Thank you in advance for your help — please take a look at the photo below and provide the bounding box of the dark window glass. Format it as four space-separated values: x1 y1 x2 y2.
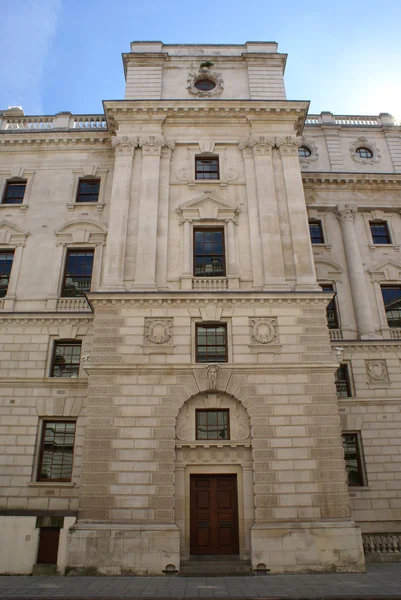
381 286 401 328
335 364 352 398
196 410 229 440
38 421 76 481
76 179 100 203
0 252 14 298
62 250 94 297
299 146 311 158
342 433 364 486
194 229 225 277
196 324 227 363
370 221 391 244
320 284 339 329
309 220 325 244
2 181 26 204
356 147 373 159
195 157 219 180
51 341 81 378
195 79 216 91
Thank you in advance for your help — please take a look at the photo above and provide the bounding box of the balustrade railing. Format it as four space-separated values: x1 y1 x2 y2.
57 298 91 311
306 113 393 127
1 112 107 131
73 116 107 129
390 329 401 339
363 533 401 558
329 329 343 340
192 278 228 291
4 116 53 130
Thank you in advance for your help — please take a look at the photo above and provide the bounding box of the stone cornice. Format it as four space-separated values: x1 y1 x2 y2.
0 314 93 323
331 341 401 351
0 132 111 152
0 378 88 388
103 100 309 135
302 172 401 187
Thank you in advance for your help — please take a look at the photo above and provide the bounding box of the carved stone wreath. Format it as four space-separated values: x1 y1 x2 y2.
366 359 388 382
298 137 319 164
187 67 224 97
250 318 278 345
144 318 173 346
350 137 381 164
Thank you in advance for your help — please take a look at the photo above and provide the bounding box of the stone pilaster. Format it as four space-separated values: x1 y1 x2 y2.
335 204 379 339
101 136 137 291
277 136 320 291
156 145 174 289
133 136 175 290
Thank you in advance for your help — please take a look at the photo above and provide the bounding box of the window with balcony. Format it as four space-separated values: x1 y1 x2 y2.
195 156 219 180
76 179 100 203
309 220 325 244
381 286 401 328
335 364 352 398
196 409 229 440
370 221 391 244
61 250 94 297
194 229 225 277
320 284 340 329
38 421 76 481
2 180 27 204
342 432 365 486
196 324 227 363
51 341 82 378
0 251 14 298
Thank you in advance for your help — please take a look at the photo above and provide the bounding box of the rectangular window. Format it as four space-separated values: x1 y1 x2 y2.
320 284 339 329
51 341 82 378
342 433 365 486
370 221 391 244
196 409 229 440
381 286 401 328
76 179 100 203
335 364 352 398
61 250 94 297
194 229 225 277
2 181 26 204
195 157 219 180
196 324 227 363
38 421 76 481
0 251 14 298
309 220 325 244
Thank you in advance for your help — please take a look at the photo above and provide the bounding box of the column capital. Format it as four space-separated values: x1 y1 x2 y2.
239 136 275 157
139 136 175 156
111 135 138 155
275 135 302 156
335 204 357 224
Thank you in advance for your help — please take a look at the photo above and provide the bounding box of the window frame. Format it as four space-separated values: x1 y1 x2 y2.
61 248 94 298
0 250 15 299
50 340 82 378
299 146 312 158
369 220 391 245
320 283 340 330
335 363 353 398
309 219 325 244
342 432 366 487
195 323 228 363
193 227 226 278
195 409 230 440
356 147 373 159
381 285 401 329
195 156 220 180
37 419 77 482
75 178 101 203
1 180 27 205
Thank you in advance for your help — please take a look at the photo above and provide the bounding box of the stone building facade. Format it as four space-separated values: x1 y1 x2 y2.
0 40 400 575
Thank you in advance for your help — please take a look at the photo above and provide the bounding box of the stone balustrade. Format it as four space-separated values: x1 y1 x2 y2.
363 533 401 560
0 111 107 131
57 298 91 311
192 278 228 291
390 329 401 339
305 112 396 127
329 328 343 340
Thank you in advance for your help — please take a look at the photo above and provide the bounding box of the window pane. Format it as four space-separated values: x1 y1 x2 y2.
76 179 100 202
51 342 82 378
39 421 76 481
193 229 225 278
2 181 26 204
309 221 324 244
381 287 401 328
62 251 94 297
0 252 14 298
370 222 390 244
196 410 229 440
335 364 351 398
342 433 364 486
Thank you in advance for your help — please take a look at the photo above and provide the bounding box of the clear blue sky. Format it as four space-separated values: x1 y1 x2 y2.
1 0 401 119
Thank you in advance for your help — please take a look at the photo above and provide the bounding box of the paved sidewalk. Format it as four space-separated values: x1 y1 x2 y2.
1 564 401 598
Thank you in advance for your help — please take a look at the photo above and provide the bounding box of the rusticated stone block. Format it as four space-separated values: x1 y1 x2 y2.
300 335 329 343
254 471 277 482
90 356 123 364
155 510 174 521
305 405 337 415
157 486 174 495
312 493 350 506
307 426 339 436
80 496 115 508
311 395 337 403
316 437 342 447
254 484 273 494
83 449 119 461
255 495 278 508
81 472 118 484
153 428 175 439
87 406 120 417
95 308 121 315
321 505 351 518
87 397 115 406
310 447 344 459
318 460 346 470
226 374 246 397
152 450 175 461
92 346 118 354
85 427 119 439
84 440 112 449
80 486 109 495
255 508 273 520
309 373 335 383
156 463 175 472
312 470 346 482
302 308 327 315
152 472 174 484
237 385 257 402
93 336 124 344
311 416 340 425
90 376 116 383
305 326 329 333
177 374 199 397
94 318 125 326
81 462 110 471
298 317 328 325
248 406 273 416
252 439 271 450
157 440 175 449
305 385 336 394
252 426 274 438
318 482 348 493
307 346 330 352
253 449 275 460
95 328 119 335
86 418 114 426
153 406 177 417
88 385 121 395
150 495 174 509
254 463 276 473
302 354 332 362
79 509 110 520
159 418 176 426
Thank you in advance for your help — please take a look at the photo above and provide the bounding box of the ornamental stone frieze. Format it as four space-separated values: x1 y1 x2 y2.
144 318 173 346
138 136 175 156
111 135 138 155
335 204 357 223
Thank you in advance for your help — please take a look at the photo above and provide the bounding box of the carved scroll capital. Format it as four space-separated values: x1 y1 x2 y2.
111 135 138 155
335 204 357 224
139 136 175 156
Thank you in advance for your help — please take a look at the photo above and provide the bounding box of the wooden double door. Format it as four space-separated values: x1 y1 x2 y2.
190 474 239 555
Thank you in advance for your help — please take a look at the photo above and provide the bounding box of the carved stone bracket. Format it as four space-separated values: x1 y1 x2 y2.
335 204 357 224
111 136 138 155
144 318 173 346
139 136 175 156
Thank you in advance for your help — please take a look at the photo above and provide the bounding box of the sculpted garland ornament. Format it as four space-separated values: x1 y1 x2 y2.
187 67 224 97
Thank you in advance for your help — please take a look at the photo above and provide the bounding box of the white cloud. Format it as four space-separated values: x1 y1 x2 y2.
0 0 61 114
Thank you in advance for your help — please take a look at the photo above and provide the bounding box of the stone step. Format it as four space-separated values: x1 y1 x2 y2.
180 559 253 576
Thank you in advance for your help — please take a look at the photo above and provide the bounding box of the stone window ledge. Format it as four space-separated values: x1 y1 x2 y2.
27 482 75 488
0 203 28 213
67 202 104 212
369 244 400 252
312 243 332 252
176 441 252 449
348 486 371 493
